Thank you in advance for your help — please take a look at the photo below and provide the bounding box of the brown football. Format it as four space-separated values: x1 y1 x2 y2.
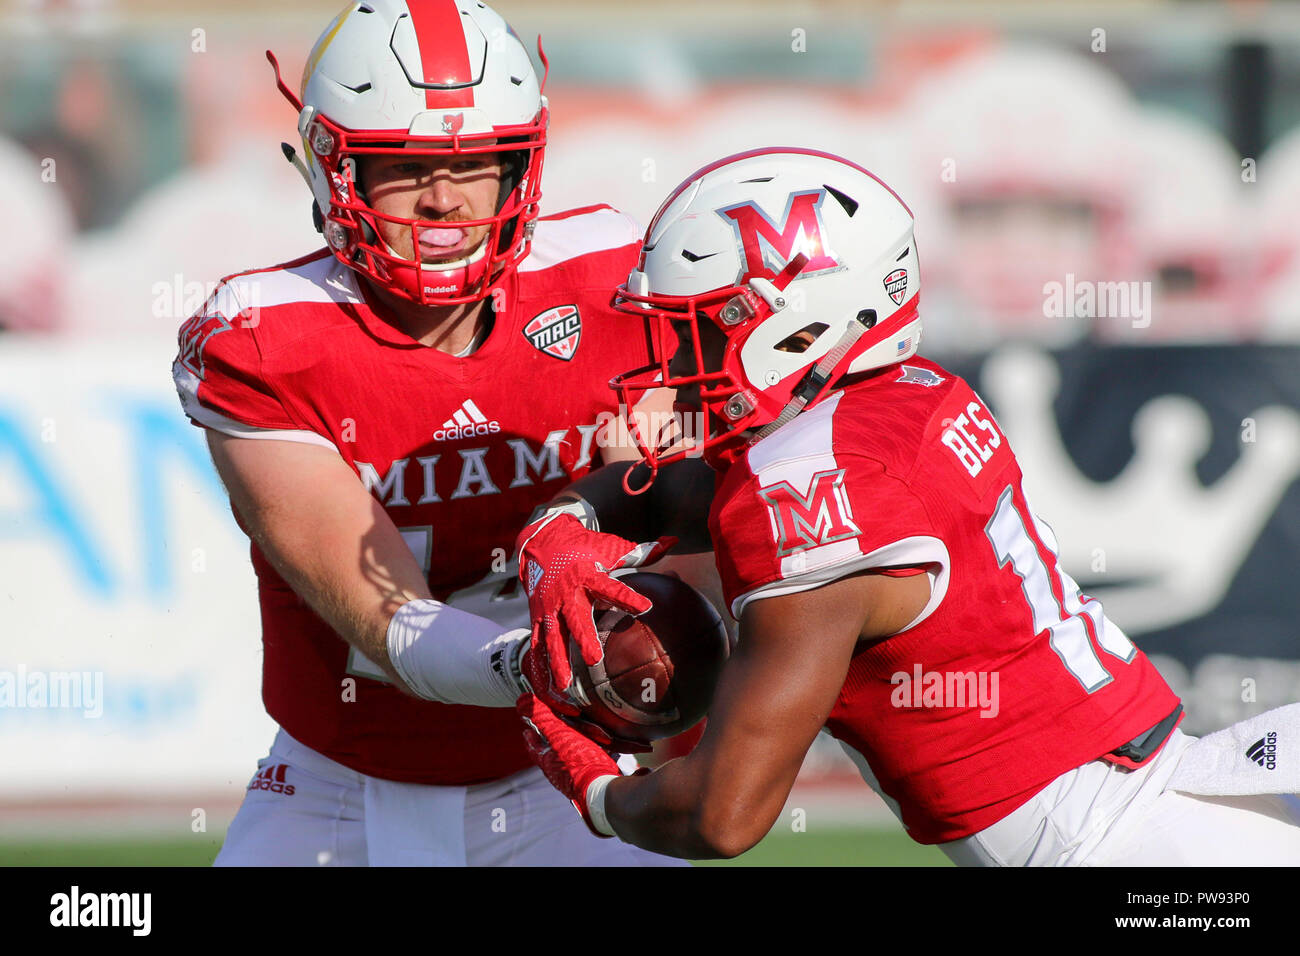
574 571 730 745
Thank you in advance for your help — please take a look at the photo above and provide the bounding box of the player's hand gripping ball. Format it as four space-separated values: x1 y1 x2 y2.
516 512 675 715
572 571 730 746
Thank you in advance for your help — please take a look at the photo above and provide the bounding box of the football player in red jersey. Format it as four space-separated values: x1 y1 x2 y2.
172 0 706 866
518 147 1300 864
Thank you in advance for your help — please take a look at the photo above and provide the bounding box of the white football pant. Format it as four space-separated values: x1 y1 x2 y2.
215 728 684 867
942 729 1300 865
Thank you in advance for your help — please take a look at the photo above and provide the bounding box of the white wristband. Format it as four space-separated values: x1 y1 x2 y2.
385 599 530 707
585 774 619 837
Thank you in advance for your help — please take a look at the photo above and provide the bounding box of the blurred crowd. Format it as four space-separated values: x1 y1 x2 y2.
2 13 1300 351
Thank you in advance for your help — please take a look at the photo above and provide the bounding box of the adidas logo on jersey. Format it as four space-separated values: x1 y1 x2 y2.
434 399 501 442
248 763 296 795
1245 732 1277 770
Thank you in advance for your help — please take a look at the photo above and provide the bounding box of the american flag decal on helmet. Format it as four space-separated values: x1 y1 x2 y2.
884 268 908 306
523 305 582 361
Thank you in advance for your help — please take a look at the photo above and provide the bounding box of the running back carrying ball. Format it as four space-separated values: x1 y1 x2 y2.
573 572 729 745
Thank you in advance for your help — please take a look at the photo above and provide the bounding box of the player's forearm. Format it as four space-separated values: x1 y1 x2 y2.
603 756 769 859
238 489 429 691
539 458 715 553
207 432 526 706
604 611 845 858
246 506 529 707
647 458 716 552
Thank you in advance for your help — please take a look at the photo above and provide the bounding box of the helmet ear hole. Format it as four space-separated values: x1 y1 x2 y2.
774 322 829 353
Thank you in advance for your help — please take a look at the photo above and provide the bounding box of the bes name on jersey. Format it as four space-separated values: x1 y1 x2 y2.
940 398 1003 477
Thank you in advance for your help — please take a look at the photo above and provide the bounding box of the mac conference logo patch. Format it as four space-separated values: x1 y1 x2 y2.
523 305 582 361
884 268 908 306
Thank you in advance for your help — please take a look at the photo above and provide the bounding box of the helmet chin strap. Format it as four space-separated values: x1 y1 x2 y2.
281 142 313 190
749 307 877 444
279 143 325 233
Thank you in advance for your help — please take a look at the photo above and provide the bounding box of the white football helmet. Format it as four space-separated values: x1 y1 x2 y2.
0 136 72 332
268 0 547 306
612 147 921 474
903 45 1139 341
1121 108 1251 341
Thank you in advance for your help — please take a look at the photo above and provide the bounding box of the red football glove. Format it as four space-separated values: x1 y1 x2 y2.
516 646 654 754
516 512 674 715
517 693 622 838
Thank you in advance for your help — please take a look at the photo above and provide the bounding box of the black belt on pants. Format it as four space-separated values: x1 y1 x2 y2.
1110 703 1184 763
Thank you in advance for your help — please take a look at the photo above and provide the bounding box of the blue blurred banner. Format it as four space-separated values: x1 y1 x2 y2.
952 344 1300 733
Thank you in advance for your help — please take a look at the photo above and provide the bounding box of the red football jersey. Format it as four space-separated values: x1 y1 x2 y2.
173 205 652 785
709 356 1180 844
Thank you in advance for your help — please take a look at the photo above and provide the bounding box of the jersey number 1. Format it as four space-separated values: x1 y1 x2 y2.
985 486 1135 693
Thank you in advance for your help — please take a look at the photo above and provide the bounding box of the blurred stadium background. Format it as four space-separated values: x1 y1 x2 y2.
2 0 1299 866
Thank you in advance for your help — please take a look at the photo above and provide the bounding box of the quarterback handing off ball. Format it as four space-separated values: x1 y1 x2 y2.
573 572 730 745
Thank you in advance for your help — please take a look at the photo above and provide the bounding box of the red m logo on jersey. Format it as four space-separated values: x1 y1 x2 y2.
718 190 841 285
177 310 233 379
758 468 861 556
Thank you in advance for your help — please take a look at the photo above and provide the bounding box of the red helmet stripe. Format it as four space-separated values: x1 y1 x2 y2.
407 0 475 109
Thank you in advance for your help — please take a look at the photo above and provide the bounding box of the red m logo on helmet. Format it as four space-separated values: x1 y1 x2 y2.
718 190 841 285
758 468 861 556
